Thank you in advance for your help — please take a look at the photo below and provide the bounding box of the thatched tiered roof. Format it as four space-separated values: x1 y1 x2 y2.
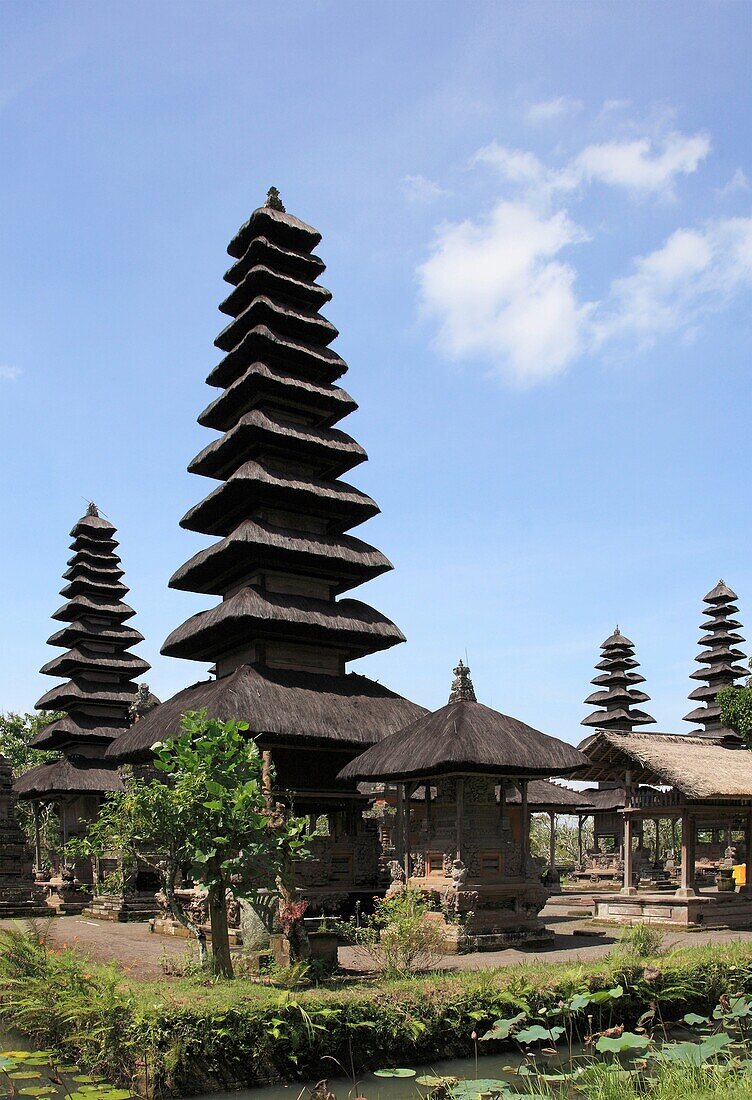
18 506 147 799
581 628 655 732
575 729 752 801
684 580 748 738
108 192 419 769
157 189 404 671
338 663 586 782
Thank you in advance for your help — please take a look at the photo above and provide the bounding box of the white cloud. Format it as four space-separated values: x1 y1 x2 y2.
525 96 583 124
476 130 711 202
595 217 752 347
716 168 750 199
573 131 711 197
0 365 20 381
418 200 593 385
599 99 631 116
402 174 449 204
473 143 545 187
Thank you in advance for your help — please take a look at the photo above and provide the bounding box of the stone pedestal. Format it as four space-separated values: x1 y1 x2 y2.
593 889 752 928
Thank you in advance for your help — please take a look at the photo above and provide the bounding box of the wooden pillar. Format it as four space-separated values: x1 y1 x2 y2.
261 750 273 811
577 815 583 865
395 783 405 862
32 802 42 875
455 777 465 862
653 818 660 863
621 813 636 894
677 810 696 897
499 779 506 826
520 780 529 874
548 811 556 872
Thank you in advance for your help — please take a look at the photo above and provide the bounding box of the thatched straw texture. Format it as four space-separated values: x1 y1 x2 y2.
215 294 338 352
107 664 428 762
228 203 321 259
14 757 124 799
338 700 587 782
169 518 391 595
198 362 356 433
188 408 366 481
219 263 331 316
207 324 347 389
161 586 405 661
578 730 752 799
181 459 378 536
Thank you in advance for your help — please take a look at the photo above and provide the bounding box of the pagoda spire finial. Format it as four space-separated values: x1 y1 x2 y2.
86 501 99 517
265 186 285 212
449 659 477 703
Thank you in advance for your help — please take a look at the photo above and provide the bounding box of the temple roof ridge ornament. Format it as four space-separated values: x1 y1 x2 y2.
265 186 285 212
448 659 477 704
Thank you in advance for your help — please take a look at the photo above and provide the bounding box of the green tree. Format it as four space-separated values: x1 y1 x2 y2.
0 711 62 861
719 682 752 745
72 710 312 978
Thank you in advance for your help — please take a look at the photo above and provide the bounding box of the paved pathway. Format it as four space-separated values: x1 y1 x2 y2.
4 899 752 981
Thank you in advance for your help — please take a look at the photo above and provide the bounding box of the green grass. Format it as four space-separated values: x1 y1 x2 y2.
5 924 752 1096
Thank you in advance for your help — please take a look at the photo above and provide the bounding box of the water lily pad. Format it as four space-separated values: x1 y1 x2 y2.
657 1032 732 1065
373 1068 417 1078
596 1031 651 1054
448 1079 509 1099
515 1024 564 1045
481 1012 527 1042
9 1072 43 1080
683 1013 709 1027
19 1089 57 1097
416 1075 460 1087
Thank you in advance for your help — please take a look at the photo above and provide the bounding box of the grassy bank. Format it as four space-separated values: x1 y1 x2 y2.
4 925 752 1095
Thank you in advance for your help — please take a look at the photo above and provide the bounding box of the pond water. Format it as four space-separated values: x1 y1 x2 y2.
191 1051 550 1100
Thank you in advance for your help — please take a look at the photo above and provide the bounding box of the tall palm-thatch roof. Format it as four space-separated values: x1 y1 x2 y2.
338 662 587 783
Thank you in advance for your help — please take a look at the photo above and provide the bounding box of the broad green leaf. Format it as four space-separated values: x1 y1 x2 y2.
416 1075 460 1087
516 1024 564 1045
683 1012 709 1026
596 1031 651 1054
373 1068 417 1078
568 993 591 1012
448 1079 510 1100
481 1012 527 1041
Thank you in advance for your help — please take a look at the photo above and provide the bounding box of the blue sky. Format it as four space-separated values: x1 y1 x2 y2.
1 1 751 747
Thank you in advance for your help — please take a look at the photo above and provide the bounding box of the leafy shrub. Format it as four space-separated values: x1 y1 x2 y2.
341 887 446 975
612 922 666 959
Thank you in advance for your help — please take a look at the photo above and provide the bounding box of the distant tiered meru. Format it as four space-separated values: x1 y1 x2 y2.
684 580 749 739
581 627 656 733
15 504 147 802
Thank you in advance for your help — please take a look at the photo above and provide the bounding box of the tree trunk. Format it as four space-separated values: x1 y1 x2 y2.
164 875 208 967
208 878 234 978
277 866 311 965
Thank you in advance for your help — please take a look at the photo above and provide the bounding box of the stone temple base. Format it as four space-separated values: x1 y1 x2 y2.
594 889 752 928
82 891 160 922
419 879 554 953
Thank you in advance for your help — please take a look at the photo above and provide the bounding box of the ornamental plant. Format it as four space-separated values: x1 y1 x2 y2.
70 710 312 978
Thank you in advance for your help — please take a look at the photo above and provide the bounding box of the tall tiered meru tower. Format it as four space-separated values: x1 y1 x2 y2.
582 628 656 734
109 191 424 906
684 581 748 740
15 506 149 891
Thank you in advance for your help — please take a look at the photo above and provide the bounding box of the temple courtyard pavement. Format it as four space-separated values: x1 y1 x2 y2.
4 894 752 981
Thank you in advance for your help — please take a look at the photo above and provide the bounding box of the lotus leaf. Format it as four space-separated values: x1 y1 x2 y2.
515 1025 564 1045
373 1068 417 1078
416 1075 460 1087
448 1078 509 1099
568 993 591 1012
657 1032 732 1065
481 1012 527 1041
589 985 624 1004
683 1012 710 1026
596 1031 651 1054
